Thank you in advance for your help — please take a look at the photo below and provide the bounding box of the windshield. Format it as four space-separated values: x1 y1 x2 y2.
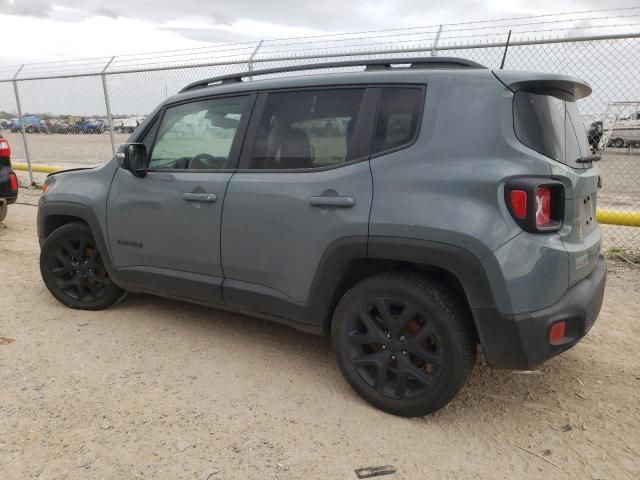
513 90 591 169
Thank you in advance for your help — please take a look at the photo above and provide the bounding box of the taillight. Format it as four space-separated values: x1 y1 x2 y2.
509 190 527 219
535 187 551 227
9 172 18 192
505 179 564 233
0 139 9 157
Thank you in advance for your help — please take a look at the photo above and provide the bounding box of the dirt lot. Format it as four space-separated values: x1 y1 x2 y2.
1 190 639 480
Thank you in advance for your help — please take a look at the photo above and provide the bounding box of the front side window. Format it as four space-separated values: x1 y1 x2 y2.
149 95 249 170
372 87 424 155
249 89 366 170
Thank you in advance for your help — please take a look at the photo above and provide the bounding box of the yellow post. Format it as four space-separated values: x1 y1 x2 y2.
596 209 640 227
11 162 63 174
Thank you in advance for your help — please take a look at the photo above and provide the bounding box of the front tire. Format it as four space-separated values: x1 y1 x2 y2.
332 272 476 417
40 223 124 310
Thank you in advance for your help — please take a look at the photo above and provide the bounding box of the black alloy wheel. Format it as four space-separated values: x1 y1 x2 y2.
346 297 444 400
333 272 475 416
40 223 124 310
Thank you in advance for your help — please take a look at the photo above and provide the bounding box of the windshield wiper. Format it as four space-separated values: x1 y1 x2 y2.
576 154 601 164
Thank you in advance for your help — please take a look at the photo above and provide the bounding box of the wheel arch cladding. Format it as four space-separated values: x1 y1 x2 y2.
38 202 123 287
318 236 498 339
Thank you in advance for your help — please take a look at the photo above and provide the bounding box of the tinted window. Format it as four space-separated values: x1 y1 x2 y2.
149 95 249 170
373 87 424 155
513 91 589 168
249 89 365 169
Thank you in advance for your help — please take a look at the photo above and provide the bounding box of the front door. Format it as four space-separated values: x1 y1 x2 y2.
107 94 254 303
221 87 377 321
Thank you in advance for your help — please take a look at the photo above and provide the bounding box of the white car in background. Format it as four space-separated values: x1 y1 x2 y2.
607 111 640 148
113 116 146 134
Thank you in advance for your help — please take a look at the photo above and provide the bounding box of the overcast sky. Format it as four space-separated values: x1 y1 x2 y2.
0 0 638 67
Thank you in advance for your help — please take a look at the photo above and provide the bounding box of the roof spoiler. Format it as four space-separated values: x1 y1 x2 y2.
493 71 592 100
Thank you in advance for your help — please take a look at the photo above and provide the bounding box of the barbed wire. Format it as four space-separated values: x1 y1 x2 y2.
0 7 638 80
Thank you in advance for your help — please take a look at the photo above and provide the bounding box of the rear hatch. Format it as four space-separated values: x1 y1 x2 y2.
495 71 601 286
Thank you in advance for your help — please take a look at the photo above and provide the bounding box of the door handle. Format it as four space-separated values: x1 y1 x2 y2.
182 192 217 203
309 196 356 208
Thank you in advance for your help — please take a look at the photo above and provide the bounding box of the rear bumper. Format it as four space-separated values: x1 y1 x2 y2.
473 254 607 369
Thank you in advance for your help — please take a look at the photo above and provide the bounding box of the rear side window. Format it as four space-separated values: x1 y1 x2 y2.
513 91 590 168
372 87 424 155
249 88 366 170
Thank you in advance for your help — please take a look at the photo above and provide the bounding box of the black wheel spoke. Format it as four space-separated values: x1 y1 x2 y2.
355 308 385 342
374 354 391 391
397 355 435 387
76 279 87 301
52 265 73 277
352 351 385 368
410 348 442 366
412 322 435 344
373 300 394 331
62 239 75 255
54 250 69 266
52 250 74 276
89 274 110 286
394 368 408 398
60 277 77 290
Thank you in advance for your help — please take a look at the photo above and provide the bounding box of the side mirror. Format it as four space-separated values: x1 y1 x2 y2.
117 143 148 177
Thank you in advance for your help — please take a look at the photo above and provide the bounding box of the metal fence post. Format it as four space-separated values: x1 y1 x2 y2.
101 56 116 156
431 25 443 56
248 40 264 81
12 65 34 185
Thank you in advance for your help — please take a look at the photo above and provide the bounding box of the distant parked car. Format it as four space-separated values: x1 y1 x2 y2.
11 115 44 133
71 119 106 134
606 112 640 148
113 117 145 134
0 133 18 222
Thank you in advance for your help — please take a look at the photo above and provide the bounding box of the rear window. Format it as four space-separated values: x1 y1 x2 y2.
513 91 590 168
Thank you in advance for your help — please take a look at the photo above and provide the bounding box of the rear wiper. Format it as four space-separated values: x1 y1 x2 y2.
576 154 601 164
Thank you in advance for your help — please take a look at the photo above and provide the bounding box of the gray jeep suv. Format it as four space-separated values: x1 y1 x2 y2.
37 58 606 416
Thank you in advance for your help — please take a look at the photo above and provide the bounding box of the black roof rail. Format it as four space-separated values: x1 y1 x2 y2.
179 57 486 93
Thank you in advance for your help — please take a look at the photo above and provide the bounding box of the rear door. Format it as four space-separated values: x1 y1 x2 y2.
106 94 254 303
220 87 377 318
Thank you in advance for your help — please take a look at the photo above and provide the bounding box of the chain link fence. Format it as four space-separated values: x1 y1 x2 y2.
1 10 639 254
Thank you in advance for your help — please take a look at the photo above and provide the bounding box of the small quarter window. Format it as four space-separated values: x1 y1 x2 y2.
372 87 424 155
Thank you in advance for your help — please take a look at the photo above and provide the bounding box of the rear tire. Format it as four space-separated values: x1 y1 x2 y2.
613 138 625 148
40 222 123 310
332 272 476 417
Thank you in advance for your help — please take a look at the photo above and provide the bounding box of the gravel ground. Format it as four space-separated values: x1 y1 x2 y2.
1 190 639 480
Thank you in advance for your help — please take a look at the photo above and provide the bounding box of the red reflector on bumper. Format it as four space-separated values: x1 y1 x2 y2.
549 321 566 344
10 173 18 191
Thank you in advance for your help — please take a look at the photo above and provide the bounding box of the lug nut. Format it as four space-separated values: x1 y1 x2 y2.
391 354 396 360
385 333 392 339
399 336 405 342
402 350 408 356
381 345 387 350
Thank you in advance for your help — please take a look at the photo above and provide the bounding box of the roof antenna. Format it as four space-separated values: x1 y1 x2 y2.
500 30 512 70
